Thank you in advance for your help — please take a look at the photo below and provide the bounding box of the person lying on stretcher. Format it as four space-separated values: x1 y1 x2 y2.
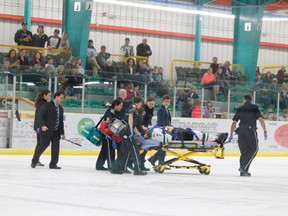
139 126 228 150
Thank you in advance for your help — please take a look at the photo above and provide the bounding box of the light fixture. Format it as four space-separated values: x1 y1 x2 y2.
93 0 235 18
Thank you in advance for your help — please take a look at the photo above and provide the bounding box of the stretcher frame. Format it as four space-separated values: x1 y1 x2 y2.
152 141 225 175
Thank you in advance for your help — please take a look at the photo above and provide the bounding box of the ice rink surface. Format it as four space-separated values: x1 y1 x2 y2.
0 155 287 216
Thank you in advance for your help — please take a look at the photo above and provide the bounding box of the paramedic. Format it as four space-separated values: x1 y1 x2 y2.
110 97 147 175
96 98 123 171
228 95 267 177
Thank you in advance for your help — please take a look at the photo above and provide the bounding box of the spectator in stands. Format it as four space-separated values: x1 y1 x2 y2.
276 66 286 84
29 51 45 68
64 56 76 70
256 66 261 76
133 83 141 97
17 49 30 68
254 73 264 89
67 65 81 96
60 32 70 50
56 65 68 90
221 61 237 82
120 38 134 57
191 99 202 118
185 86 199 102
203 100 214 118
215 67 229 96
14 21 33 46
279 110 288 121
7 49 20 69
32 25 48 48
280 82 288 110
45 56 55 70
76 57 85 75
267 78 281 108
101 59 116 79
124 58 136 75
200 67 219 101
176 89 186 112
181 98 194 117
97 45 111 70
136 38 152 59
263 71 273 86
47 29 61 54
86 39 101 75
125 82 135 100
263 105 277 121
210 57 219 74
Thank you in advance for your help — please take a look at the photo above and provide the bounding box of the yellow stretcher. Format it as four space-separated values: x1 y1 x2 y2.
151 138 227 175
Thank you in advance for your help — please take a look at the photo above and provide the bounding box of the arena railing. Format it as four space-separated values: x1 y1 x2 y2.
260 64 288 75
170 58 244 84
0 66 286 121
0 43 72 58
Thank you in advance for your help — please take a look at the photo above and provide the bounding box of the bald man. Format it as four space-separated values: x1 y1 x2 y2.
136 38 152 58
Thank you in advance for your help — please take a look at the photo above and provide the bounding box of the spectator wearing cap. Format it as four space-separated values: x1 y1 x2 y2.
67 65 81 96
120 38 134 57
14 21 33 46
86 39 101 75
64 56 75 70
32 25 48 48
47 29 61 55
97 45 111 70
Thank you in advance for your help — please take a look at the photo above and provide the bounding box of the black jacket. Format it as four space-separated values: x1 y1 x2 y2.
136 43 152 57
33 33 48 47
14 29 33 46
38 101 64 137
157 104 171 126
33 99 46 131
142 104 154 127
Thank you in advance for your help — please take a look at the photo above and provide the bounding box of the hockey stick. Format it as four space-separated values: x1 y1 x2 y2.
65 139 82 147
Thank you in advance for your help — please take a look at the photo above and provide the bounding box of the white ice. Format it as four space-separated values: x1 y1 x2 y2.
0 155 288 216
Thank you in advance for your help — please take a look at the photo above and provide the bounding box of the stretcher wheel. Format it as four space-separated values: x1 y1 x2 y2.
154 165 165 174
199 167 210 175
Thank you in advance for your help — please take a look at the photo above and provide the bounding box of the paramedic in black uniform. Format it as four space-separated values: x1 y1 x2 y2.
228 95 267 177
96 98 124 171
110 97 147 175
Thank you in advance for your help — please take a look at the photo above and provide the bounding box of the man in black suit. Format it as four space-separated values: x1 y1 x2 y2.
31 90 65 169
148 94 171 166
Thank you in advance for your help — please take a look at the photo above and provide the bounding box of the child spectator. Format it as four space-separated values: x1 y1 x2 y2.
203 100 214 118
45 56 55 70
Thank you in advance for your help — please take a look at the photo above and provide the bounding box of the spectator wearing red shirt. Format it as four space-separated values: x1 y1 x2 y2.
191 99 202 118
200 67 219 100
125 82 134 100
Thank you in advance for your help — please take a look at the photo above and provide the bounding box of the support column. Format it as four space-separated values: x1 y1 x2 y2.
232 0 275 82
24 0 32 31
194 14 202 62
62 0 93 68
